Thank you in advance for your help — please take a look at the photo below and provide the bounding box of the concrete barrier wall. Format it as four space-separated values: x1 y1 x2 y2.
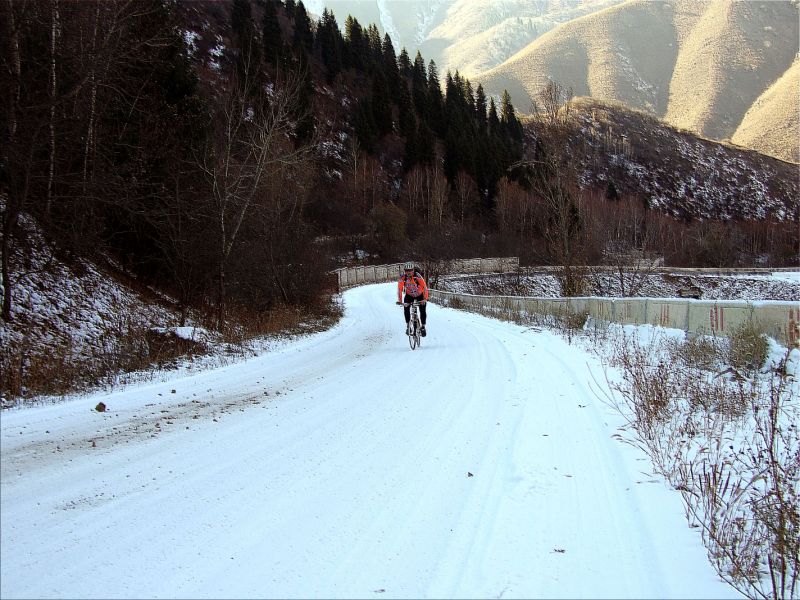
334 259 799 346
429 289 800 347
334 257 519 290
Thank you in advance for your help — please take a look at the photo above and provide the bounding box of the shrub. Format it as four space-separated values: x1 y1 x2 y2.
670 334 723 372
727 322 768 374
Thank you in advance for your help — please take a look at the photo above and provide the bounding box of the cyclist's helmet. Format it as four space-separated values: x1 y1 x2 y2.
403 261 414 271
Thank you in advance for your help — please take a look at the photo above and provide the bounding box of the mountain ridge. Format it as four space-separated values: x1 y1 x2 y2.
476 0 799 162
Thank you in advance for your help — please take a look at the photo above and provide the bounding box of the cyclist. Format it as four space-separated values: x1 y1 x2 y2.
396 261 428 336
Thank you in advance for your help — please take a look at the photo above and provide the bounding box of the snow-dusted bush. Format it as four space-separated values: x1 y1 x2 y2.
727 321 769 376
600 329 799 600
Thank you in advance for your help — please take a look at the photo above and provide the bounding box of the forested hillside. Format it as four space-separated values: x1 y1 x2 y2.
1 0 525 328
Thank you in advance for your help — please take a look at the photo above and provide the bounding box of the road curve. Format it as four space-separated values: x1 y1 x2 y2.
1 283 734 599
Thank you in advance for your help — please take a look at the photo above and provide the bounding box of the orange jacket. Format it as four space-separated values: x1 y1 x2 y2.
398 273 429 301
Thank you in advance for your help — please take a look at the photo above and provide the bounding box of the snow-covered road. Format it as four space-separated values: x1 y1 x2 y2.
1 284 735 599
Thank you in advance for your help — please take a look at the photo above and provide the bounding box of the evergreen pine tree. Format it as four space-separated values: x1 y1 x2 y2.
285 0 296 17
411 51 428 119
231 0 262 95
382 34 400 98
398 48 412 79
294 54 316 141
465 79 476 118
427 60 444 135
316 8 342 82
365 24 382 72
355 96 378 151
398 81 416 140
488 97 500 133
403 126 419 171
444 129 460 183
475 84 488 130
416 121 436 166
231 0 252 39
293 1 314 54
371 69 392 136
500 89 523 142
261 0 283 65
344 15 366 71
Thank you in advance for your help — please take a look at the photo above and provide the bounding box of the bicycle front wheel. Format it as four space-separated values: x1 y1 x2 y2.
408 328 417 350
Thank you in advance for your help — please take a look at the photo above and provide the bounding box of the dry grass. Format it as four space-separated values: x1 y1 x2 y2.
218 299 343 346
1 297 343 407
437 294 588 342
0 316 206 403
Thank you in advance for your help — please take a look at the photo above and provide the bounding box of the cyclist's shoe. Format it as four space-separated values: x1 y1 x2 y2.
421 326 427 337
405 323 411 335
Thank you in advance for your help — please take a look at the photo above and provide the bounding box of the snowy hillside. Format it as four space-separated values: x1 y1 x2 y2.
556 98 799 222
0 205 331 406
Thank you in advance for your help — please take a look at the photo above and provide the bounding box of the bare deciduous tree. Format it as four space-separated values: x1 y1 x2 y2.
495 177 531 235
584 194 663 297
196 65 316 325
454 171 478 226
531 80 574 128
347 141 387 216
402 163 449 226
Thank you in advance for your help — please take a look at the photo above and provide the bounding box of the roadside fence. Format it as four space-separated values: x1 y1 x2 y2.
334 259 800 346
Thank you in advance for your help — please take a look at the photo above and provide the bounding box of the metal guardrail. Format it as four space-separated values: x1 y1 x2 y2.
334 259 800 346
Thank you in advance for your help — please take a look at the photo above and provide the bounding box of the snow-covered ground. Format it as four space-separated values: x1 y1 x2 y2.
1 283 737 599
440 270 800 301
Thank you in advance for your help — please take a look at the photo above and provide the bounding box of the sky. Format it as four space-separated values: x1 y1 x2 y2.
0 282 745 599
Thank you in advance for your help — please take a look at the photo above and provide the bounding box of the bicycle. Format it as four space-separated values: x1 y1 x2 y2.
400 300 424 350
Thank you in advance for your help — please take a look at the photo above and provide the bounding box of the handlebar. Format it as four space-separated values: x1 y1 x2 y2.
397 300 426 306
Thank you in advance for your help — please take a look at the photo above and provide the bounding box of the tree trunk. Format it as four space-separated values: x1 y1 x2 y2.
82 3 100 198
269 236 290 304
2 0 21 162
217 260 225 328
217 205 227 328
1 213 16 322
1 0 21 322
46 0 59 217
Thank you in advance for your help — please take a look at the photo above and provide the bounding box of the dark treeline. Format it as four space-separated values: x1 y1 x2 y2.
2 0 795 330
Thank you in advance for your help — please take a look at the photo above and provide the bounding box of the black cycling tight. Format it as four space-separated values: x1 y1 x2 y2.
403 294 427 325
